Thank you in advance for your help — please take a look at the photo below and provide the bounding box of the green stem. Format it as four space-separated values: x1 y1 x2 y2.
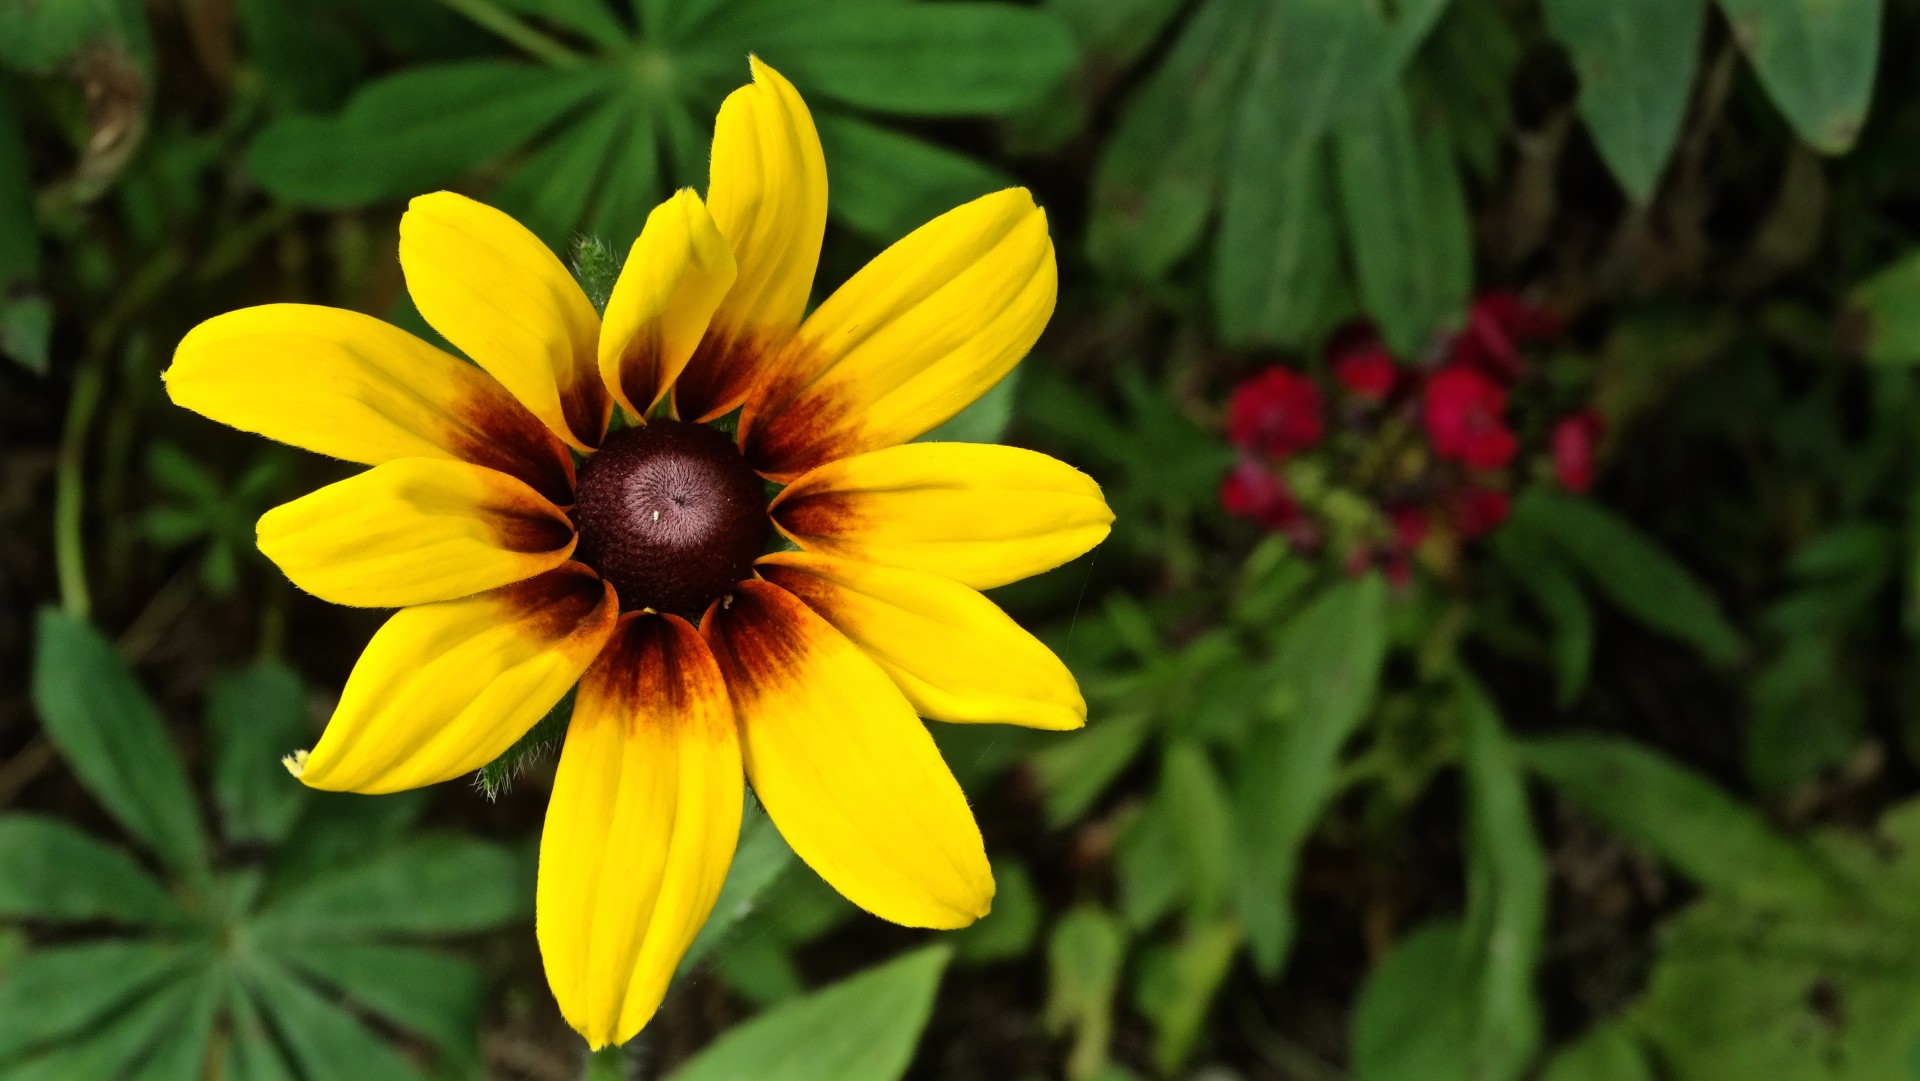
54 355 104 620
435 0 588 67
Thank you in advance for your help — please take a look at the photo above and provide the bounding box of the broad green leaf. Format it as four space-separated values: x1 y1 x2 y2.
953 860 1041 965
1351 923 1474 1081
1162 742 1235 921
1334 84 1472 356
1521 736 1843 911
1135 919 1241 1075
0 295 51 376
1087 0 1261 280
1714 0 1881 154
1848 250 1920 366
681 808 796 973
1117 794 1183 930
1543 0 1705 201
1237 574 1390 975
264 789 428 897
1212 1 1342 349
207 661 309 847
0 815 181 926
586 95 666 246
0 969 207 1081
491 0 632 48
1458 682 1546 1081
30 610 209 879
0 941 191 1062
1541 1025 1655 1081
668 946 950 1081
1511 490 1743 664
0 0 154 75
1045 907 1126 1081
1030 710 1152 828
280 944 483 1065
243 960 427 1081
748 4 1078 116
492 96 643 252
246 61 616 207
0 89 36 286
816 113 1009 243
257 834 529 940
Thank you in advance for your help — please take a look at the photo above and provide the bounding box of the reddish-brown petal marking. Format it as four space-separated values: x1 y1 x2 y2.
673 327 778 424
612 333 663 423
738 339 854 482
559 376 612 454
583 612 733 742
768 482 867 546
496 562 618 645
699 580 810 702
448 383 577 508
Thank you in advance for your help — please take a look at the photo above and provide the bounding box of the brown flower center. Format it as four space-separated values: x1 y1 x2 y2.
572 420 769 617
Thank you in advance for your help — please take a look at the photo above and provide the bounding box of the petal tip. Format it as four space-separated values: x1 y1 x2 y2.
282 748 309 779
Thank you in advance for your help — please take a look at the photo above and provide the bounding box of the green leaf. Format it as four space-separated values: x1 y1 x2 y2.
246 61 616 207
680 807 796 973
1136 919 1241 1075
1351 923 1475 1081
1543 0 1705 201
257 834 529 940
492 96 644 252
1087 0 1262 280
1213 133 1338 347
0 967 209 1081
1713 0 1881 154
1521 735 1843 911
1162 741 1235 921
668 946 951 1081
1511 490 1743 664
0 941 192 1063
243 960 428 1081
491 0 632 49
208 662 310 847
952 859 1041 965
1848 250 1920 366
749 3 1078 116
816 113 1009 243
265 789 428 897
1237 575 1390 975
0 815 181 926
1458 681 1546 1080
30 610 208 879
1541 1025 1655 1081
0 295 51 376
1045 907 1127 1081
1491 530 1595 708
221 987 301 1081
0 0 154 75
1334 83 1472 356
279 944 483 1065
1116 794 1183 930
1030 710 1153 828
123 964 222 1081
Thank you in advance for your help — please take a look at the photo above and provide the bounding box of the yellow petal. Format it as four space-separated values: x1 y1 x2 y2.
539 613 741 1050
400 191 609 451
770 442 1112 590
674 57 827 422
741 189 1056 480
290 565 616 795
757 552 1084 731
166 303 574 505
702 580 991 928
598 190 737 421
256 458 576 608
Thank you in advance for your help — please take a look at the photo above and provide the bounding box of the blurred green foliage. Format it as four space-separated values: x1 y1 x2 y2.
11 0 1920 1079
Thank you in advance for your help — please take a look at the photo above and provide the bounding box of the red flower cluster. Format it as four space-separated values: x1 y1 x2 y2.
1220 289 1598 582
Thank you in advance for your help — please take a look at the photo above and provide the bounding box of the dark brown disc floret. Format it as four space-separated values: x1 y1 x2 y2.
572 420 770 617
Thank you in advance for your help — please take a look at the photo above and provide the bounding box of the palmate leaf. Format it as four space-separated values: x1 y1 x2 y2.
242 959 428 1081
0 965 216 1081
255 833 530 941
281 943 485 1068
0 941 194 1064
0 815 183 926
208 661 310 847
30 610 209 881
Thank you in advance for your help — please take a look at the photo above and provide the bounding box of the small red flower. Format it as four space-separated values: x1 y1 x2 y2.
1445 486 1512 540
1228 367 1325 459
1453 291 1561 384
1220 458 1301 532
1551 410 1605 494
1389 505 1430 552
1423 364 1518 470
1333 345 1398 403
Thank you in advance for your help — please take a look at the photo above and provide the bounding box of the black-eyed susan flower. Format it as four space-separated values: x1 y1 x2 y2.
164 59 1111 1049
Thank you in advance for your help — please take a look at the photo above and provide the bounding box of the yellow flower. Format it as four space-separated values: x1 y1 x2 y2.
164 59 1111 1049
